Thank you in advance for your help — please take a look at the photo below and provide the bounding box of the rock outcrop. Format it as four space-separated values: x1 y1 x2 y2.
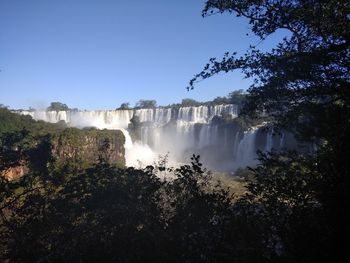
2 162 29 180
50 128 125 169
1 128 125 180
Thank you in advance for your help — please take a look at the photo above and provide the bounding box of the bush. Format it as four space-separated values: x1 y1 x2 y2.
47 102 69 111
117 102 130 110
135 100 157 109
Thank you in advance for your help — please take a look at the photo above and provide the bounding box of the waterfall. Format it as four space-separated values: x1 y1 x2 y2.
20 110 134 129
235 128 258 168
279 133 285 149
17 104 288 170
135 109 154 122
265 131 274 152
232 132 240 159
121 128 156 167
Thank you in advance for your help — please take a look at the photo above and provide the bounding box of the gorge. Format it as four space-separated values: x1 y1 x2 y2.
19 104 305 171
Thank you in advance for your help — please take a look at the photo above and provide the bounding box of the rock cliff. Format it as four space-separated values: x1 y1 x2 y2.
1 128 125 179
50 128 125 169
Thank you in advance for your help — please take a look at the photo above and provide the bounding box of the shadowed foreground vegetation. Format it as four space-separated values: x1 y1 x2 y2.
0 151 331 263
0 107 334 262
1 0 349 261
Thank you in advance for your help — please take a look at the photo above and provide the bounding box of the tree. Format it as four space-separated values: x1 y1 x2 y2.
228 89 246 106
135 100 157 109
212 96 229 105
47 102 69 111
236 151 328 262
190 0 349 140
0 153 239 263
189 0 350 260
180 98 200 107
117 102 130 110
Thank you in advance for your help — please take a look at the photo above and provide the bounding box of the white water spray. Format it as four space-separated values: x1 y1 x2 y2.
18 104 286 169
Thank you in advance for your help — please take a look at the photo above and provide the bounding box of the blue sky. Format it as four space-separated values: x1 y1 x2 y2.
0 0 287 110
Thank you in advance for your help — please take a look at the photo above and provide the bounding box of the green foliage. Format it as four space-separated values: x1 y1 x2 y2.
114 92 245 110
0 129 33 172
47 101 69 111
0 109 125 178
180 98 200 107
234 167 254 181
0 1 347 261
0 108 35 136
50 128 125 170
231 115 267 130
0 108 67 140
0 127 339 262
117 102 130 110
236 151 328 262
245 151 319 208
228 89 246 106
191 0 350 141
212 95 229 105
135 99 157 109
188 0 350 261
0 155 240 263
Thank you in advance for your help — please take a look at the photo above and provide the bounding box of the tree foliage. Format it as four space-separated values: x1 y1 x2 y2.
190 0 349 139
118 102 130 110
228 89 246 106
188 0 349 260
0 154 242 263
47 102 69 111
0 107 63 137
135 99 157 109
0 1 348 261
181 98 201 107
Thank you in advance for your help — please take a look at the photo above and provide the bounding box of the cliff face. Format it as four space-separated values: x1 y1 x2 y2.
2 162 29 180
1 128 125 179
50 128 125 169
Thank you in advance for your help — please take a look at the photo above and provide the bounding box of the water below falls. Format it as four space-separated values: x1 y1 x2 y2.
19 105 303 170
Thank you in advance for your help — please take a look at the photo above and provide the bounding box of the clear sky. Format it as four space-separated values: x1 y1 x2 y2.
0 0 286 110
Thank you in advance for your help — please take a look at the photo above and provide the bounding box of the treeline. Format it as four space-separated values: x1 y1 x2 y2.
35 91 245 112
117 90 246 110
5 90 245 112
0 107 66 138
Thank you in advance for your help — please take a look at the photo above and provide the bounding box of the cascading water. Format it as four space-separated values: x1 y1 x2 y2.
235 128 259 167
18 104 297 170
21 109 134 129
265 131 274 152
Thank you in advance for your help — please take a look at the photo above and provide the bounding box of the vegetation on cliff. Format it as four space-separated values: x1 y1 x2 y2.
51 128 125 170
0 108 125 179
0 146 330 262
0 107 63 137
0 104 327 262
0 0 348 262
46 102 78 112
